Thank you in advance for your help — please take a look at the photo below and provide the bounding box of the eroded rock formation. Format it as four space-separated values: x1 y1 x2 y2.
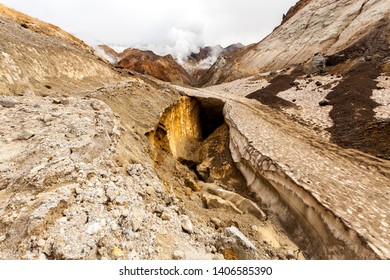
1 1 389 261
1 4 303 260
175 84 390 259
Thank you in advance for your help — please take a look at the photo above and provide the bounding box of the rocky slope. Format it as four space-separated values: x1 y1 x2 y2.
176 78 390 259
1 1 389 260
198 0 390 160
0 4 123 96
0 4 302 260
173 0 390 253
200 0 390 86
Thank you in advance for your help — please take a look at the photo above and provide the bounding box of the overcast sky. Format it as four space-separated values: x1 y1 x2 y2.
2 0 297 59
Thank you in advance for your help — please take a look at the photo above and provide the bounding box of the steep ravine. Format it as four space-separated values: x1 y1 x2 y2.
149 95 382 260
147 95 248 196
147 96 305 259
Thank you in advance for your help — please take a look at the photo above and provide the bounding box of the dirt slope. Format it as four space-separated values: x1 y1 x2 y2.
0 4 124 95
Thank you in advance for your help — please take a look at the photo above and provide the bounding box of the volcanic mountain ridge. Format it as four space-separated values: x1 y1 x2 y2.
96 43 245 86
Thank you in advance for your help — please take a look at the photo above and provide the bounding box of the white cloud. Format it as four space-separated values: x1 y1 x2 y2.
1 0 298 59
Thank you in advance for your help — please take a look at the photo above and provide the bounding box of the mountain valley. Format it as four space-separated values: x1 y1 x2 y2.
0 0 389 260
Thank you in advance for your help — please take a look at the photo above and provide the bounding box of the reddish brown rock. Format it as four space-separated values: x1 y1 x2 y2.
117 48 193 85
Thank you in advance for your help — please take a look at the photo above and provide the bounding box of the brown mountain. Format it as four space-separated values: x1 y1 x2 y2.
95 43 245 86
117 48 192 85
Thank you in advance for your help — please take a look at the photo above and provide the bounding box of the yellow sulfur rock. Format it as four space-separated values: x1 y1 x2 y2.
112 248 123 258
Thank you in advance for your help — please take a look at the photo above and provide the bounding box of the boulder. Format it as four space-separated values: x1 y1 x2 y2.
304 53 326 74
216 226 258 259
